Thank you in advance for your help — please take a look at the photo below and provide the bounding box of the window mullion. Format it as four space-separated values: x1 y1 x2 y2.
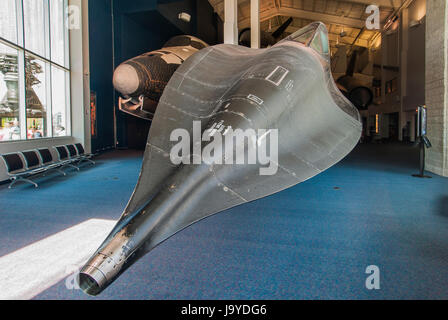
0 38 70 72
65 0 70 69
16 0 27 140
16 0 24 47
65 70 71 136
17 49 26 140
46 63 52 138
44 0 52 137
44 0 50 59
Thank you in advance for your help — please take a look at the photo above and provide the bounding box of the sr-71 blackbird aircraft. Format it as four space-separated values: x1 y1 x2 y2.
79 22 362 295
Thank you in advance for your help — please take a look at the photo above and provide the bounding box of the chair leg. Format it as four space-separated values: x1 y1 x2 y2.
81 158 96 165
77 158 95 166
9 177 38 189
22 178 38 188
48 167 67 176
55 168 67 176
8 178 18 189
66 164 80 171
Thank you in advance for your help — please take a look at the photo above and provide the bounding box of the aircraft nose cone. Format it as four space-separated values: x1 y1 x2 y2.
113 63 139 96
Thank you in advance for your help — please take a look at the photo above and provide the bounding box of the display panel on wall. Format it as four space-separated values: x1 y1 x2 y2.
90 91 97 138
0 0 70 142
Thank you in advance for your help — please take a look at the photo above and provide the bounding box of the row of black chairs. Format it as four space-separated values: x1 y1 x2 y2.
1 143 94 189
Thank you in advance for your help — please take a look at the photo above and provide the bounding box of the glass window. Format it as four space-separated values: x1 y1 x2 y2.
51 66 69 137
0 0 18 44
0 42 22 141
50 0 69 67
23 0 49 58
0 0 71 142
25 53 49 139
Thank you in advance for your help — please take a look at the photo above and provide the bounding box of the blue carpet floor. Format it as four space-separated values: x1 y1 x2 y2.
1 143 448 299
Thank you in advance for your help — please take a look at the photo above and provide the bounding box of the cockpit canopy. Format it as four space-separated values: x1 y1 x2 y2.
281 22 330 62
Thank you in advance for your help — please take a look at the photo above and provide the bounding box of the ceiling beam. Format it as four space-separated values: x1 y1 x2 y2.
278 7 367 28
239 7 277 28
328 34 370 48
239 7 367 29
337 0 404 8
284 26 371 47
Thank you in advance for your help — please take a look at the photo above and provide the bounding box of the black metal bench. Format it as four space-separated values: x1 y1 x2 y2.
74 143 95 165
37 148 67 177
1 144 95 189
54 143 96 170
1 152 40 188
65 144 94 166
54 145 80 171
22 150 47 175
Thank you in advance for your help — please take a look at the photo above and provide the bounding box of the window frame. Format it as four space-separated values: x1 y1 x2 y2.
0 0 71 143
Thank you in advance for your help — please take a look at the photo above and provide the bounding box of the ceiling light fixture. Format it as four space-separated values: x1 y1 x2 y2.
178 12 191 23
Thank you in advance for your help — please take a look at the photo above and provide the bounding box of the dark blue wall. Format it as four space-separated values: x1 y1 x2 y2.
88 0 221 150
113 0 157 14
158 0 196 35
113 0 184 149
88 0 115 152
158 0 219 44
196 0 221 45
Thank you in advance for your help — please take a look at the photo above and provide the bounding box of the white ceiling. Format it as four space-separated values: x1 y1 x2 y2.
208 0 406 50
